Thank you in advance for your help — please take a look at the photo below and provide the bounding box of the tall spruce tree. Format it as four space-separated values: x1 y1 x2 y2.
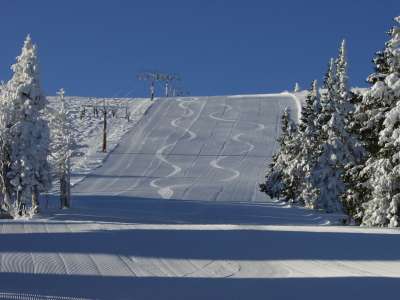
2 35 51 215
360 16 400 227
336 41 350 100
297 80 322 206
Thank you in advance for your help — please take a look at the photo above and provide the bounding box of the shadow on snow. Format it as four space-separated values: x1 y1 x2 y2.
0 273 399 300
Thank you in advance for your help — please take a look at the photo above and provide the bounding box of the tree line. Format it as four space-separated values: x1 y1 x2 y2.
260 16 400 227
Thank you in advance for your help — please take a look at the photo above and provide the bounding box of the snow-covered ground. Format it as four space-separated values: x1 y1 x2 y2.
46 96 153 188
0 94 399 300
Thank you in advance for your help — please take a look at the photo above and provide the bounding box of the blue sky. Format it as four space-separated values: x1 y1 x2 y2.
0 0 398 97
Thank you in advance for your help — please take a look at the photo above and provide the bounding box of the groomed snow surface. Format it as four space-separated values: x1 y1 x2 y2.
1 94 399 300
46 96 153 188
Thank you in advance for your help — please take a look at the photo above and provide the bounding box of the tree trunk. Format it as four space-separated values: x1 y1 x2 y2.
102 109 107 152
1 146 12 212
16 189 23 216
66 173 71 208
60 162 71 209
60 171 68 209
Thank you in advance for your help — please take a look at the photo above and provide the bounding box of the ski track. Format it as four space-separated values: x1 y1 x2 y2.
93 100 174 197
115 100 179 196
208 103 235 122
207 102 240 184
207 102 267 185
210 156 241 182
232 133 254 155
176 99 197 141
150 99 205 199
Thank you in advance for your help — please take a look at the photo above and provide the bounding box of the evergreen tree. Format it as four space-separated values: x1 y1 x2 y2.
301 62 342 212
302 45 363 213
297 80 322 206
260 107 298 200
280 121 302 203
336 40 349 100
49 88 75 209
361 16 400 227
350 18 400 156
1 35 51 215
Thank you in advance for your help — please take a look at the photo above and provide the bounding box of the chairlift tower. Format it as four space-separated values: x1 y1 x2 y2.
137 72 180 99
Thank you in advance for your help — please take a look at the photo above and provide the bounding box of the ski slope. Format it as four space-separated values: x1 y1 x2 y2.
73 94 299 202
1 94 400 300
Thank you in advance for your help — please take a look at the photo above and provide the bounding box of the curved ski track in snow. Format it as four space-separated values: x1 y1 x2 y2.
210 156 241 182
232 133 254 155
150 99 205 199
208 103 235 122
208 103 241 183
176 99 197 141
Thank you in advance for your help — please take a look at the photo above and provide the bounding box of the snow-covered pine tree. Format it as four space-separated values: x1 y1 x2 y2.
0 81 14 213
333 38 365 160
296 80 322 206
2 35 51 215
302 45 363 213
298 60 343 211
278 111 302 202
49 88 74 208
360 16 400 227
350 21 400 156
260 107 297 200
336 40 349 99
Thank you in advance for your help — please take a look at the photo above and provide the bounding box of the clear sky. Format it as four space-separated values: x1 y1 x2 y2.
0 0 398 97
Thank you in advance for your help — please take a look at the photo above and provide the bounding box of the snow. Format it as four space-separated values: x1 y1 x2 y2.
0 94 399 299
46 96 153 188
